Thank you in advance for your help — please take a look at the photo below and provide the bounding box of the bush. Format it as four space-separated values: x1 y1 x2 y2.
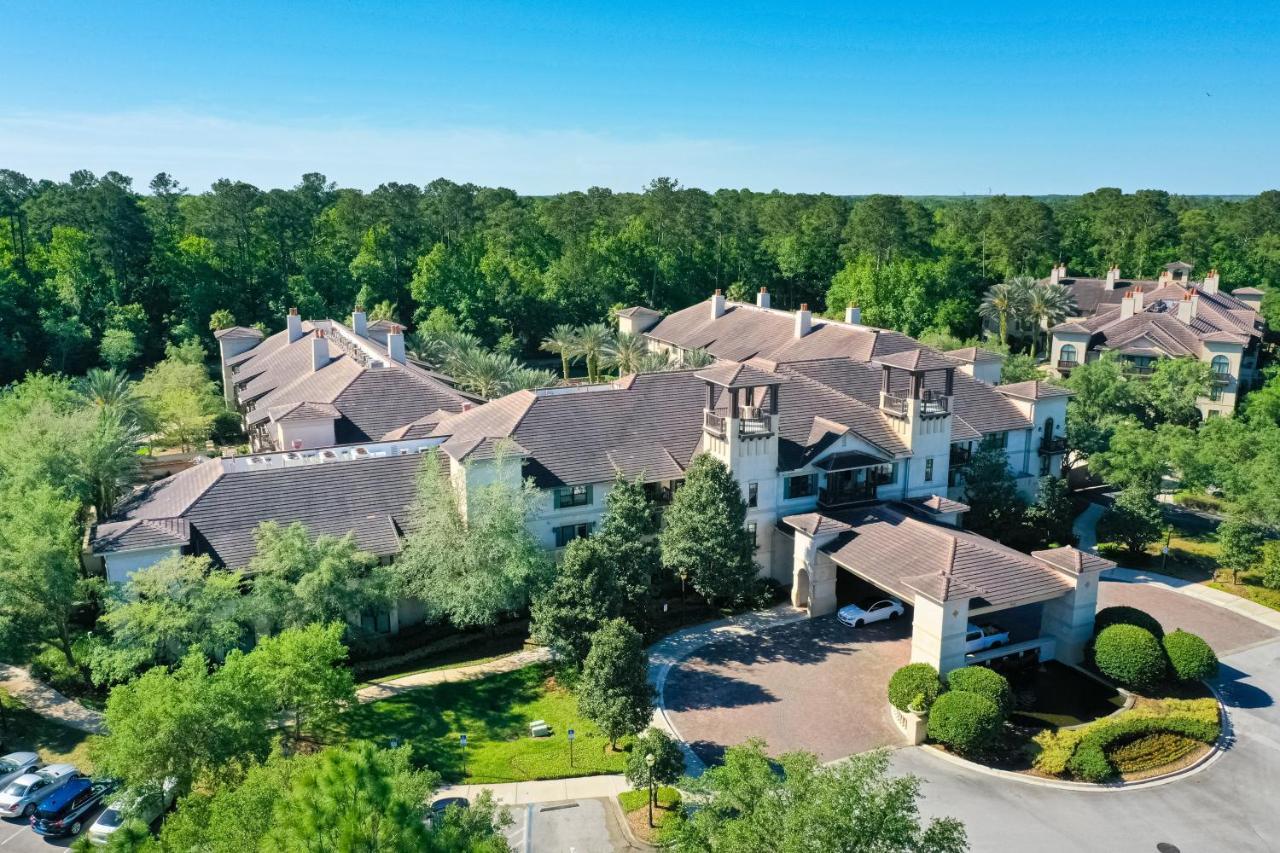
887 663 942 713
1162 630 1218 682
945 666 1012 719
1093 624 1167 692
1031 728 1085 776
927 691 1003 754
1093 606 1164 639
1066 741 1114 782
1109 733 1203 774
618 786 680 813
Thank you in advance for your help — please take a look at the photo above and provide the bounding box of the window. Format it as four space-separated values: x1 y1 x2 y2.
981 431 1008 450
360 609 392 634
1040 453 1051 476
923 457 934 482
1209 384 1223 402
1211 355 1230 377
747 481 759 508
746 521 758 548
784 473 817 499
1059 344 1077 365
553 484 591 509
1207 410 1221 420
554 522 594 547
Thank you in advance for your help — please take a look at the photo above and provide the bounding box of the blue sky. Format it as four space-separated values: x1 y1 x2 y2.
2 1 1277 193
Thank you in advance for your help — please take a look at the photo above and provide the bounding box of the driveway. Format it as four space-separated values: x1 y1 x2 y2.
1098 577 1278 654
662 614 911 764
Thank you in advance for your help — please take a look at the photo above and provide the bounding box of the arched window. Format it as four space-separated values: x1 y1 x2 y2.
1059 344 1078 365
1210 355 1230 376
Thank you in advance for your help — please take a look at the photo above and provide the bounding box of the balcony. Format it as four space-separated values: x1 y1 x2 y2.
704 411 727 436
1123 363 1155 377
1039 435 1068 455
1211 372 1231 386
703 410 773 439
1056 359 1077 373
879 392 950 419
949 444 972 467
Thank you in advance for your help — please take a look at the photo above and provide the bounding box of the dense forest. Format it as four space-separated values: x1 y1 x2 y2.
1 169 1278 384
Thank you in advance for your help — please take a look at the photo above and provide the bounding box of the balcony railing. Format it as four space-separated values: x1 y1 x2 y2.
1039 435 1068 455
1123 364 1155 376
818 484 879 509
1056 359 1078 372
703 410 773 438
703 411 727 436
950 445 972 467
879 392 950 419
1211 372 1231 386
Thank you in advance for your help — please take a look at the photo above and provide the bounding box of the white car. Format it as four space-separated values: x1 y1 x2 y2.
964 623 1010 654
87 778 178 845
0 763 80 818
0 753 40 790
837 598 905 628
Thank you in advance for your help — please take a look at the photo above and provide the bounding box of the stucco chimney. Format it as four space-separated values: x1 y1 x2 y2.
845 304 862 325
1105 265 1121 290
794 303 812 338
352 306 368 338
1158 269 1172 284
1120 290 1136 320
287 307 303 343
1177 290 1198 324
386 324 406 364
711 289 727 319
312 330 329 371
1202 269 1220 294
1132 285 1145 312
1049 263 1067 285
756 287 770 309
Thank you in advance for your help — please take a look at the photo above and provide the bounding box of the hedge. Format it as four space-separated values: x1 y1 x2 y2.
928 691 1003 754
1093 606 1165 639
945 666 1013 719
1033 698 1220 781
1093 624 1167 692
887 663 942 713
1162 630 1219 682
1109 733 1203 774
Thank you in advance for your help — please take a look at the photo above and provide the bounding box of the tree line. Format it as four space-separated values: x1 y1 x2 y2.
3 169 1279 385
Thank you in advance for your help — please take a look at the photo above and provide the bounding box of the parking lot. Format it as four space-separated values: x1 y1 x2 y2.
0 810 96 851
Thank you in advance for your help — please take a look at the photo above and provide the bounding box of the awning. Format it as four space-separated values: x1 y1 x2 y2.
813 451 891 472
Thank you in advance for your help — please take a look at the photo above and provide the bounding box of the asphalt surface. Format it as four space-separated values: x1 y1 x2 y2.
892 637 1280 853
0 805 100 851
505 797 637 852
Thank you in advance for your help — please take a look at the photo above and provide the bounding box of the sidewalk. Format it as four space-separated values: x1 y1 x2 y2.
0 664 103 733
433 773 629 805
356 647 553 703
647 602 808 776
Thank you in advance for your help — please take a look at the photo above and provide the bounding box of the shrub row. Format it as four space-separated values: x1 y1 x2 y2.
1108 733 1203 774
1094 606 1165 639
1091 608 1218 691
1033 698 1220 782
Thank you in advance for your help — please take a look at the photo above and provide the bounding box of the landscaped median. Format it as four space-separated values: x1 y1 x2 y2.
886 604 1226 786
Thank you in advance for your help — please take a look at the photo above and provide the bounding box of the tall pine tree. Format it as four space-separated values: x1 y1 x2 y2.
659 454 757 608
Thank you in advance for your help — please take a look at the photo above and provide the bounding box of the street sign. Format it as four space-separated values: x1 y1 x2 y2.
460 733 467 746
567 728 575 741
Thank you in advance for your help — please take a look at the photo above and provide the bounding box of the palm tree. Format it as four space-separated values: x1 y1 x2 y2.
78 409 142 518
540 324 581 381
978 280 1030 347
78 368 146 430
1025 282 1077 358
681 348 715 368
451 349 520 399
575 323 613 383
636 351 674 373
603 332 648 376
508 367 560 391
405 331 449 369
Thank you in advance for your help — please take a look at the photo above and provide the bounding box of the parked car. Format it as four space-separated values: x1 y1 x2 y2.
31 776 119 837
837 597 905 628
964 623 1010 654
428 796 469 827
0 753 40 790
86 779 177 846
0 763 80 818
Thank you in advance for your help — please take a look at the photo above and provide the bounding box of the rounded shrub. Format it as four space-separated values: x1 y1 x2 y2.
945 666 1013 719
1093 624 1167 692
887 663 942 713
1066 741 1113 782
1093 606 1164 639
927 691 1003 755
1162 630 1219 682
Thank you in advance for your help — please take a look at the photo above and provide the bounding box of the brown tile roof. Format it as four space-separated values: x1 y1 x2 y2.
905 495 971 516
813 505 1074 607
92 518 191 554
616 306 663 319
782 512 853 537
995 381 1073 402
945 346 1004 364
267 401 342 422
873 348 959 372
1031 546 1116 575
380 410 455 441
213 326 264 340
694 361 784 389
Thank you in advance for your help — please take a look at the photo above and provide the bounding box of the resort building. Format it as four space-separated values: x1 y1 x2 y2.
1044 262 1266 418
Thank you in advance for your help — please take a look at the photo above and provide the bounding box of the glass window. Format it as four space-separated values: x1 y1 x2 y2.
554 522 594 547
784 473 817 499
1040 454 1051 476
553 484 591 509
746 521 757 548
981 431 1008 450
1060 344 1077 364
1211 355 1230 376
747 481 758 508
924 457 934 482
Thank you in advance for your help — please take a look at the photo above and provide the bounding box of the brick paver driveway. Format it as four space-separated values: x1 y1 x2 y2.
662 614 911 765
1099 578 1278 653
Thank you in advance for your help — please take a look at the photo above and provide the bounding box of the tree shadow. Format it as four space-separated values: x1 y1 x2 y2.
684 738 728 766
1214 663 1274 711
686 615 907 670
663 667 779 712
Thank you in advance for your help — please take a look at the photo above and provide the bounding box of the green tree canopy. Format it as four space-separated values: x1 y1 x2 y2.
577 619 654 749
660 454 757 607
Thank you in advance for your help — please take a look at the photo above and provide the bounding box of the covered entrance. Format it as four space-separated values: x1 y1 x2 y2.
814 451 895 509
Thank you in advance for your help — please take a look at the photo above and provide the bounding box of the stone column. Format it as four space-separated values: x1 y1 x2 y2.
1039 569 1102 665
791 529 839 617
911 595 969 675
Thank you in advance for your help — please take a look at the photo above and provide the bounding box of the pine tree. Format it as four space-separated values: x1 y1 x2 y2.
659 454 757 608
577 619 654 749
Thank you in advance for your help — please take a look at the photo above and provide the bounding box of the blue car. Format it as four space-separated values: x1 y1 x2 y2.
30 776 118 838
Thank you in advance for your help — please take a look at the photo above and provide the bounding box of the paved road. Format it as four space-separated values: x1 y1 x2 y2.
0 808 100 851
503 797 639 852
891 637 1280 853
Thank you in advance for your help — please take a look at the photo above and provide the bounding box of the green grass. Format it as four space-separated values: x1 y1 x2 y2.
0 690 93 770
358 647 525 687
618 786 680 812
343 663 632 784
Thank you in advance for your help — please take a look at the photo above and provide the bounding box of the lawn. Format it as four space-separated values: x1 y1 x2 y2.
343 663 632 783
0 690 93 770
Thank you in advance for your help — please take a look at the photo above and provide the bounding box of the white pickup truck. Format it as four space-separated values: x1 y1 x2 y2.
964 623 1010 654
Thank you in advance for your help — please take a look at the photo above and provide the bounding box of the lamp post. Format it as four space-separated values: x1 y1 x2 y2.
645 752 656 827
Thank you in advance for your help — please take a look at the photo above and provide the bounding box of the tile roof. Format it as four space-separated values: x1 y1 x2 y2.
905 495 971 516
616 306 663 319
694 361 785 389
267 401 342 422
812 505 1075 607
995 380 1074 402
1030 546 1116 575
213 326 264 340
380 410 455 441
873 348 959 372
92 518 191 554
945 347 1004 364
782 512 853 537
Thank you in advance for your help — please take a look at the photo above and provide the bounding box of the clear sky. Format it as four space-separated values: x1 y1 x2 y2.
2 0 1277 194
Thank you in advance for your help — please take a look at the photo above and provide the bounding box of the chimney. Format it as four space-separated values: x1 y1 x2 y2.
1119 291 1134 320
845 304 862 325
311 330 329 371
1105 265 1121 290
1049 262 1067 285
352 306 368 338
1202 269 1220 294
1132 285 1145 313
286 307 303 343
711 289 727 319
1158 269 1172 284
756 287 770 310
386 324 406 364
794 303 812 338
1177 290 1198 324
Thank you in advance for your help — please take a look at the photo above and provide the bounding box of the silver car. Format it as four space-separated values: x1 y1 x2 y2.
86 779 177 846
0 763 79 818
0 753 40 791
